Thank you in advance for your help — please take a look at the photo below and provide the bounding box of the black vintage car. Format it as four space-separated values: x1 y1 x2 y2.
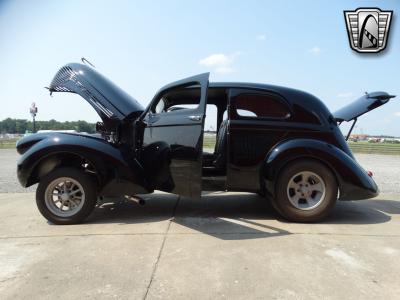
16 63 395 224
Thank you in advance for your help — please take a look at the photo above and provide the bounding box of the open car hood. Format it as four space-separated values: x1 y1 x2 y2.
333 91 395 122
48 63 144 122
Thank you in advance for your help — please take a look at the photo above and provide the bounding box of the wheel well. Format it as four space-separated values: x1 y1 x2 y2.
28 152 101 187
265 156 340 197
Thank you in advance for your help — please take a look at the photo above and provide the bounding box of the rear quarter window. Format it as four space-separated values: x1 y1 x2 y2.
233 93 291 119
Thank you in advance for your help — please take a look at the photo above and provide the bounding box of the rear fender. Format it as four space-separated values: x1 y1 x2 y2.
17 133 149 194
261 139 378 200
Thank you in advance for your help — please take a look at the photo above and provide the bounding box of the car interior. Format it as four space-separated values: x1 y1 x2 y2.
156 86 229 190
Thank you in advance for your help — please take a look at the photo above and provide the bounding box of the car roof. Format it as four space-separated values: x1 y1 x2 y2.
167 81 325 106
210 82 300 93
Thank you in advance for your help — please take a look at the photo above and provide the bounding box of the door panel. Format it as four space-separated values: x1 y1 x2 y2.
142 73 209 198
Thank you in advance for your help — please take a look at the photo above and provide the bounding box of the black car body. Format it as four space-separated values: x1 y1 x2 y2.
16 63 395 224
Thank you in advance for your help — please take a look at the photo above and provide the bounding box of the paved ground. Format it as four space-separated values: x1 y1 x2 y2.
1 149 400 299
0 149 36 193
1 192 399 299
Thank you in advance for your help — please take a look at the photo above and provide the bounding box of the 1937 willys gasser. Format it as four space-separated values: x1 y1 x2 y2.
16 62 395 224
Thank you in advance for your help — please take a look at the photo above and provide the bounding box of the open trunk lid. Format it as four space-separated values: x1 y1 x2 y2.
334 91 395 122
48 63 144 123
334 91 395 141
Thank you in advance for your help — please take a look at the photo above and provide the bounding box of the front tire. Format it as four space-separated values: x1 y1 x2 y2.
273 159 338 222
36 167 97 225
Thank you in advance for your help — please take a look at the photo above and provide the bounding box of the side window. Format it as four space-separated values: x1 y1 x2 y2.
237 109 257 117
234 92 290 119
151 86 200 114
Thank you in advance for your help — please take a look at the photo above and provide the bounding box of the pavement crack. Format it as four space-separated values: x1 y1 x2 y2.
143 195 181 300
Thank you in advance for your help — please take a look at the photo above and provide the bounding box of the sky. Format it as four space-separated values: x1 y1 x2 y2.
0 0 399 136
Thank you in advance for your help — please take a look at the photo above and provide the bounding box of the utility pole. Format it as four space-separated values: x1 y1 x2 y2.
30 102 38 133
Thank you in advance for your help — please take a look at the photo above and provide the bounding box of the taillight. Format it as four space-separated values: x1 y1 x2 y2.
367 170 373 177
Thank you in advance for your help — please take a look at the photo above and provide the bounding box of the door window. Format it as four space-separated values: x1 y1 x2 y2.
151 86 201 114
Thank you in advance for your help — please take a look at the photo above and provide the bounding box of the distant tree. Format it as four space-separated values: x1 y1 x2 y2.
76 120 94 133
15 119 28 133
0 118 96 134
1 118 16 133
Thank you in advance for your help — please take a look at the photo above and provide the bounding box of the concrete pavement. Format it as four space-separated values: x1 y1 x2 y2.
0 192 399 299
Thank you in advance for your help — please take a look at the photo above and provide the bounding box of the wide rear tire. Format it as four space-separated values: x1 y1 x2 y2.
273 159 338 222
36 167 97 225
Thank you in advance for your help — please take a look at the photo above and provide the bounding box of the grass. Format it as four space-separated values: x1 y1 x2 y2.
348 141 400 155
2 137 400 155
0 139 18 149
203 136 400 155
203 135 216 149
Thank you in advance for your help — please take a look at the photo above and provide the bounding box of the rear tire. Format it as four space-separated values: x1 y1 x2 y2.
273 159 337 222
36 167 97 225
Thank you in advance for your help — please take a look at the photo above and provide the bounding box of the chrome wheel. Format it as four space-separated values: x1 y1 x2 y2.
44 177 85 217
286 171 326 210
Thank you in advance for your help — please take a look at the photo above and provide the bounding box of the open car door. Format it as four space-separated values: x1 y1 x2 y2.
141 73 209 198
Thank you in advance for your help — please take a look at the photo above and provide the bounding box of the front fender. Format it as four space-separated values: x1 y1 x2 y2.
261 139 378 201
17 133 147 191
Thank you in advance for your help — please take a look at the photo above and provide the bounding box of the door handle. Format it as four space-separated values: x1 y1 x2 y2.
188 115 202 121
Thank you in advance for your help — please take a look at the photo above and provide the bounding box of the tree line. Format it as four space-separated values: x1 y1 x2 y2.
0 118 96 134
